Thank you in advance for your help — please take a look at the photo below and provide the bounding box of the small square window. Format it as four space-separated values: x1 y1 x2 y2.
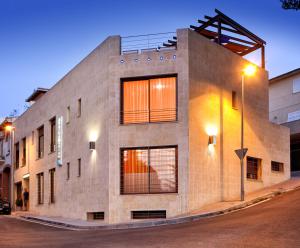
271 161 284 172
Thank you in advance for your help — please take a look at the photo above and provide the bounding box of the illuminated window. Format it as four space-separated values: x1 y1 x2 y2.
121 76 177 124
121 146 177 194
247 156 262 180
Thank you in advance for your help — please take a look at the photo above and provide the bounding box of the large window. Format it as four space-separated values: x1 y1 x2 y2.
50 117 56 153
37 126 44 159
247 156 262 180
120 146 178 194
49 168 55 204
121 76 177 124
37 172 44 204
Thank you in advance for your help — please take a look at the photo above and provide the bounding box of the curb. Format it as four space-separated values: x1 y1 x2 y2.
20 185 299 231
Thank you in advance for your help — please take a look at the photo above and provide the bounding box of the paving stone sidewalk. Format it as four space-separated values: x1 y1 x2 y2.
12 176 300 230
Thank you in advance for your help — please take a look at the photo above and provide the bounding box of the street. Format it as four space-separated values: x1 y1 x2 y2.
1 189 300 248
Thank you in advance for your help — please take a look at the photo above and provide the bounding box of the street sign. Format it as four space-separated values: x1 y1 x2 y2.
235 148 248 160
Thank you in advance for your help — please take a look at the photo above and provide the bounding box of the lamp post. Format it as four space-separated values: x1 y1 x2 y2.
240 64 256 201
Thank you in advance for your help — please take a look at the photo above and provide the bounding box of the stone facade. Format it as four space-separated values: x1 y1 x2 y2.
13 29 290 223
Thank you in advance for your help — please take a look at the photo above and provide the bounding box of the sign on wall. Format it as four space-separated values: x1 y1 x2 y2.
56 116 63 166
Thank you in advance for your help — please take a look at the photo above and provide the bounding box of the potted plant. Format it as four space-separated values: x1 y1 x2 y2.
15 198 23 211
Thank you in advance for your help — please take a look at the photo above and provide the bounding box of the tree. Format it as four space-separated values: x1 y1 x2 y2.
281 0 300 10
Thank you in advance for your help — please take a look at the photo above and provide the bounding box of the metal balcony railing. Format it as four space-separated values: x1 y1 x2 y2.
121 32 177 55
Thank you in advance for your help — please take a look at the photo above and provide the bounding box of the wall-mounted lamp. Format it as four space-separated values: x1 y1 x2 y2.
208 135 217 145
89 141 96 150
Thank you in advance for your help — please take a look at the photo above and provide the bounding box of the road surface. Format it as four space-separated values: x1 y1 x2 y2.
1 189 300 248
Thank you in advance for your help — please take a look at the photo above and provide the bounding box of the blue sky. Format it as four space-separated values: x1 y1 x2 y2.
0 0 299 117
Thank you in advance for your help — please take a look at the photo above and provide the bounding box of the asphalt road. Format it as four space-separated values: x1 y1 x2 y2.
1 189 300 248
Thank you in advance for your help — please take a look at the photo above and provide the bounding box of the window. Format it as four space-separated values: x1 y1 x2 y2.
67 162 70 180
37 126 44 159
293 78 300 93
37 173 44 204
50 118 56 152
49 168 55 203
32 131 34 145
22 137 26 166
232 91 237 109
287 110 300 122
247 156 262 180
121 76 177 124
15 142 19 169
271 161 284 172
77 98 81 117
78 158 81 177
120 146 178 194
66 106 70 124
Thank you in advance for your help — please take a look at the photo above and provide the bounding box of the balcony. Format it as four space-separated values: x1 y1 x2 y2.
121 32 177 55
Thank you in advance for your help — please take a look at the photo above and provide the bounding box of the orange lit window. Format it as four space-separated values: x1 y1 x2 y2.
121 76 177 124
121 146 178 194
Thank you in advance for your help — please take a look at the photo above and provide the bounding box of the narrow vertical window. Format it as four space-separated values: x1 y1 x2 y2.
15 142 20 169
50 117 56 152
49 168 55 203
37 126 44 159
232 91 237 109
77 98 81 117
22 137 26 166
66 106 70 124
67 162 70 180
32 131 34 145
37 172 44 204
78 158 81 177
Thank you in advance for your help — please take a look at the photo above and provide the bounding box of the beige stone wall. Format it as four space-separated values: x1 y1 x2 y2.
187 30 290 211
13 36 120 221
269 74 300 125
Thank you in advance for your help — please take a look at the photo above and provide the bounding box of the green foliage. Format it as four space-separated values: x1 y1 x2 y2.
281 0 300 10
15 198 23 207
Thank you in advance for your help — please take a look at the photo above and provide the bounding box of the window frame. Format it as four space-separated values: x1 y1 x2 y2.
15 142 20 169
37 125 44 159
120 74 178 125
271 161 284 173
246 156 262 180
120 145 178 195
37 172 44 205
49 117 56 153
22 137 26 166
49 168 55 204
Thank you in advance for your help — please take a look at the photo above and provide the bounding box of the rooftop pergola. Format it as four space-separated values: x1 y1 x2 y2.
163 9 266 68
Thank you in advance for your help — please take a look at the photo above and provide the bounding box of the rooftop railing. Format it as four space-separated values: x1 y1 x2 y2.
121 32 177 55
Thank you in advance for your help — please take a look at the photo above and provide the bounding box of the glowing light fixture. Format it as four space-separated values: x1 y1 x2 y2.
243 64 256 76
5 125 14 132
208 135 217 145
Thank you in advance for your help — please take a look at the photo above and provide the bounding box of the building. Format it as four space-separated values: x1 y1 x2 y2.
0 117 15 203
269 68 300 172
13 10 289 223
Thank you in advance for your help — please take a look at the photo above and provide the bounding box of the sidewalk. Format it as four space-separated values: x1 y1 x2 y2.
13 176 300 230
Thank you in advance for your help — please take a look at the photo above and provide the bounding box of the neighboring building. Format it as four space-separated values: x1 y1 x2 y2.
13 10 289 223
0 117 15 203
269 68 300 172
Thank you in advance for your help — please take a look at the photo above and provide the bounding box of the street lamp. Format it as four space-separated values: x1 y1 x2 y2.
239 64 256 201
